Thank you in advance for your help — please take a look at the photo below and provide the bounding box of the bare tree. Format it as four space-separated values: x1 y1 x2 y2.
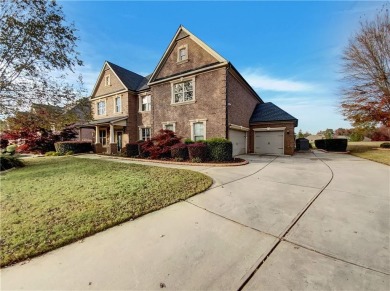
340 6 390 127
0 0 83 114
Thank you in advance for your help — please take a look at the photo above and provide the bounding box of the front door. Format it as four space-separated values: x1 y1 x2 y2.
116 131 123 152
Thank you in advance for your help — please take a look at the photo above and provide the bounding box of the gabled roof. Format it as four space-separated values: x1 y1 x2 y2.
148 25 228 85
250 102 298 126
90 61 147 97
106 61 145 91
136 74 152 91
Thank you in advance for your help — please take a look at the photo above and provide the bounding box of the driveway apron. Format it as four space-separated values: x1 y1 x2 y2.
1 152 389 290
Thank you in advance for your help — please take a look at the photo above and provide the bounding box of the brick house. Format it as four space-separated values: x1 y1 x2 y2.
88 26 298 155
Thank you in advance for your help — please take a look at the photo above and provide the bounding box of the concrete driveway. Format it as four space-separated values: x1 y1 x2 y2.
1 152 389 290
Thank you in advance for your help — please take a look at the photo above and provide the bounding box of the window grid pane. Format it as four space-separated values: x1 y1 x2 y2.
115 97 121 112
173 81 193 103
193 122 204 141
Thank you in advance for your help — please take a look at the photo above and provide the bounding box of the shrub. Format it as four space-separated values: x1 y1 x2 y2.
171 143 188 160
380 142 390 148
191 157 202 163
45 151 61 156
315 139 348 152
65 151 74 156
0 155 24 171
0 137 9 149
6 144 17 155
184 138 194 145
125 143 139 157
141 129 181 159
54 141 92 155
187 143 208 162
205 138 233 161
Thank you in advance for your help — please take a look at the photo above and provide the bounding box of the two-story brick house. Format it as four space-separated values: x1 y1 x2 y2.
88 26 298 156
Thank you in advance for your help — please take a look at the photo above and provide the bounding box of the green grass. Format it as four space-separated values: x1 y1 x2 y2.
0 157 212 267
348 141 390 166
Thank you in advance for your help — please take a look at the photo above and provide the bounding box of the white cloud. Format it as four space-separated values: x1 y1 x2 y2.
242 69 316 92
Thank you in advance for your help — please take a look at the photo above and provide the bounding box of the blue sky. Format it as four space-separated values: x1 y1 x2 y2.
60 0 383 134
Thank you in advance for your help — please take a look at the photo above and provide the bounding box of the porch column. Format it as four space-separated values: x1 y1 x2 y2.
95 126 99 143
109 124 115 143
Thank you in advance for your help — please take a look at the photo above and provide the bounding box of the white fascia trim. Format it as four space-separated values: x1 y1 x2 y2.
149 63 226 86
253 127 286 132
229 124 250 132
184 26 227 63
148 25 228 85
91 89 128 101
90 62 127 97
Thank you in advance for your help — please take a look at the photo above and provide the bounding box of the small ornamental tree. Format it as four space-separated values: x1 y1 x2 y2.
141 129 181 159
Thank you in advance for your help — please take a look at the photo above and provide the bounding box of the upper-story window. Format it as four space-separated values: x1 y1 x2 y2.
105 75 111 86
115 96 121 113
140 95 151 112
97 100 106 115
140 127 151 141
177 44 188 62
173 80 194 104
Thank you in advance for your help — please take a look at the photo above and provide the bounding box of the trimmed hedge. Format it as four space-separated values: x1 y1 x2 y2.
171 143 188 160
0 155 24 171
54 141 92 155
205 138 233 161
187 142 208 162
315 139 348 152
380 142 390 148
125 143 139 157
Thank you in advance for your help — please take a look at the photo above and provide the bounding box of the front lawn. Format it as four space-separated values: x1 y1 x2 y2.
0 157 212 267
348 141 390 165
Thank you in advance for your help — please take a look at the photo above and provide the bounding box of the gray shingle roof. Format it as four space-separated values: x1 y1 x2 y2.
250 102 298 126
136 74 152 91
107 61 146 91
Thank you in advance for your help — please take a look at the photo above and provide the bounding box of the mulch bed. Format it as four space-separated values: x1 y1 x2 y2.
97 154 248 167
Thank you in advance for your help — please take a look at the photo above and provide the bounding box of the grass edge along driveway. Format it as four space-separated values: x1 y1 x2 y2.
0 157 212 267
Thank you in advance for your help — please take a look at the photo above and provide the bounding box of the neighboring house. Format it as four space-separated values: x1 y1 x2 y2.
88 26 298 155
32 101 94 141
306 134 325 143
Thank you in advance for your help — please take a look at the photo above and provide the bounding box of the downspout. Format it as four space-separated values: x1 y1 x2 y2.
225 64 230 139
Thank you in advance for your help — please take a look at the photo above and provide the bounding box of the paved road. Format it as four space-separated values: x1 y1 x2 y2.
1 152 389 290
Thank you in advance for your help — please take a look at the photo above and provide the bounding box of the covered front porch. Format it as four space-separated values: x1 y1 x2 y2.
89 116 128 154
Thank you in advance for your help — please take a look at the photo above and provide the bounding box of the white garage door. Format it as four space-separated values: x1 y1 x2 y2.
254 130 284 155
229 129 247 156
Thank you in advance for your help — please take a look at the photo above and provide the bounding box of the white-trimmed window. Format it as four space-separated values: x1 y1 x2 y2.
139 127 151 141
162 121 176 132
97 100 106 115
105 75 111 86
99 129 107 146
177 44 188 62
115 96 121 113
140 95 151 112
190 119 207 141
172 79 194 104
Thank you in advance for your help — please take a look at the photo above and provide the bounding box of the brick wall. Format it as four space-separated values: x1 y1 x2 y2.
94 64 126 97
249 122 296 155
227 70 261 130
155 36 220 80
151 68 227 140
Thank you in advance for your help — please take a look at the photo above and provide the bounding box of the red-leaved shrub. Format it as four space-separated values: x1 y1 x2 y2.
140 130 181 159
170 143 188 160
187 142 208 162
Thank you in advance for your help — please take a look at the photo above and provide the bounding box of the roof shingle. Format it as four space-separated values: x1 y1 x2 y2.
250 102 298 126
106 61 146 91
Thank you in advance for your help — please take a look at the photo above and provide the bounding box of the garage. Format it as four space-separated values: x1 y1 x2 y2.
254 129 284 155
229 129 247 156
